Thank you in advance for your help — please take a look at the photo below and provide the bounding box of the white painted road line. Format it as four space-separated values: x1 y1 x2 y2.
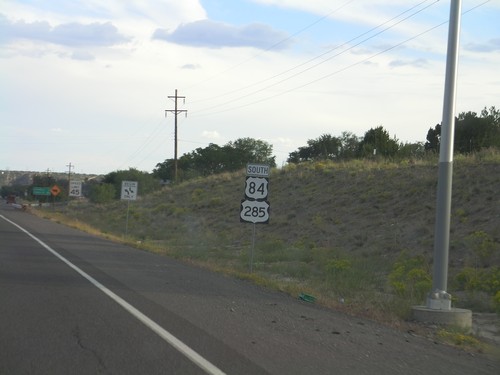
1 215 226 375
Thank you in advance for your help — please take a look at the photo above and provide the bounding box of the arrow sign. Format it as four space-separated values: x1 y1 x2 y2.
121 181 138 200
50 185 61 196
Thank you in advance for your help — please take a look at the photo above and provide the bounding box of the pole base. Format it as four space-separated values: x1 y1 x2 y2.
412 306 472 331
426 290 452 310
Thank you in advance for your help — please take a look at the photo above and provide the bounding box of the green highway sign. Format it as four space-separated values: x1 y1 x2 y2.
33 187 51 196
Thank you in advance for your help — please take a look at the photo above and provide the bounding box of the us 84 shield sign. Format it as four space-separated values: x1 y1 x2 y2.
244 177 268 200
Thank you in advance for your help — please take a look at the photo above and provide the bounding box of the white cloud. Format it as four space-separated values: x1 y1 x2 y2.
0 14 131 47
201 131 221 140
464 38 500 53
153 19 292 50
181 63 201 70
389 58 428 68
70 50 95 60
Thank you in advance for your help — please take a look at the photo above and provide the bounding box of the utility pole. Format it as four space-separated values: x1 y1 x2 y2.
165 89 187 182
66 162 73 182
66 162 73 199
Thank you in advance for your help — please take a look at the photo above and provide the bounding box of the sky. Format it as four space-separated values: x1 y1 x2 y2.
1 0 499 175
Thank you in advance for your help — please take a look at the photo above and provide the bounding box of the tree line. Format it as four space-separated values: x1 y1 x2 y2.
3 106 497 203
153 138 276 181
288 107 499 163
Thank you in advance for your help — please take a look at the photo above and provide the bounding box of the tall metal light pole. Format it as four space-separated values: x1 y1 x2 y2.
413 0 471 330
426 0 462 310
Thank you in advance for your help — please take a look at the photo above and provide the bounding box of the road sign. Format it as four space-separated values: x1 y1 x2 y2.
51 185 61 196
245 177 269 200
69 180 82 197
246 164 270 177
240 200 270 224
33 187 50 196
121 180 138 200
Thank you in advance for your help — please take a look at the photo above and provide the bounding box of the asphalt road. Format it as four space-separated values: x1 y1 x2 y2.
0 203 498 374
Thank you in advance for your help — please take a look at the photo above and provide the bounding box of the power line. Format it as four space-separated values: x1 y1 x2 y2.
191 0 439 116
114 117 167 171
186 0 357 95
192 0 435 109
191 0 488 118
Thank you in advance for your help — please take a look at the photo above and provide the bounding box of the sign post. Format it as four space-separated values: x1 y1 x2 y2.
121 181 138 236
241 164 270 272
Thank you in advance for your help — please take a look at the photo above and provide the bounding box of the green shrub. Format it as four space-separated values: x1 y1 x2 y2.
389 251 431 300
89 183 115 204
465 231 496 267
325 258 352 274
455 266 500 294
191 188 205 202
494 290 500 314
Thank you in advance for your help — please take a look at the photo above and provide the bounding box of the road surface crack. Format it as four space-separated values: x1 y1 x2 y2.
72 326 109 374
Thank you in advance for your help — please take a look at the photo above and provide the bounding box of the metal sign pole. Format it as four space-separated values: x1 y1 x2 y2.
250 223 256 273
125 200 130 237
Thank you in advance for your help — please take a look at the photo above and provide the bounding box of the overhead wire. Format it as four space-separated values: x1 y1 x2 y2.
191 0 435 108
191 0 490 118
185 0 357 95
192 0 440 117
113 116 169 170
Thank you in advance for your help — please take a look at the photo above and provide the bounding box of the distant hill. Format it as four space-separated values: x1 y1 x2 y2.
0 170 100 189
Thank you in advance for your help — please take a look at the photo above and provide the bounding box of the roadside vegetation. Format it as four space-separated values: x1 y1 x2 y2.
31 149 500 326
3 106 499 349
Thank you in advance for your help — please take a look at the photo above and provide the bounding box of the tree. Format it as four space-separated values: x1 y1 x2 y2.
338 131 361 160
89 183 115 204
358 126 399 158
287 146 313 164
398 142 425 159
226 138 276 168
287 134 342 163
153 159 175 181
424 107 500 155
455 108 500 153
154 138 276 180
102 168 160 199
424 124 441 153
309 134 341 160
481 106 500 126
